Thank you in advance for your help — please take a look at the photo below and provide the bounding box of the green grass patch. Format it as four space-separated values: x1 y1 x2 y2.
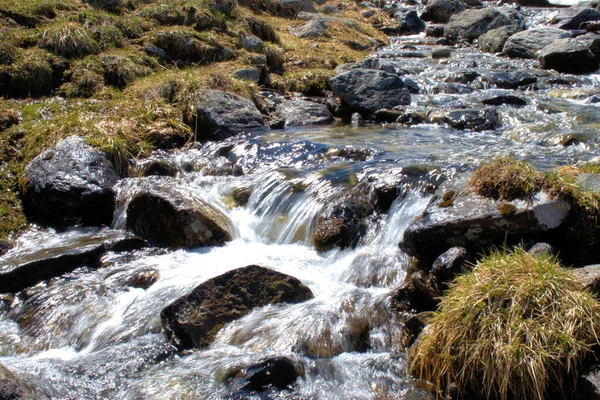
409 247 600 399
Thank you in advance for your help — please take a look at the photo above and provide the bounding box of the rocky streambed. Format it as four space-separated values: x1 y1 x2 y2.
1 0 600 398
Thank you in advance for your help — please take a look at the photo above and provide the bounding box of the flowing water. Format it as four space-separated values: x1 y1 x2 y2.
1 8 600 399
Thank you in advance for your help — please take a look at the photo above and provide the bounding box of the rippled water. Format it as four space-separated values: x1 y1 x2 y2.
1 10 599 398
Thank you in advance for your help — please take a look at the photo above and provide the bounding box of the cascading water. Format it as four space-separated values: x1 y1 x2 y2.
2 6 600 397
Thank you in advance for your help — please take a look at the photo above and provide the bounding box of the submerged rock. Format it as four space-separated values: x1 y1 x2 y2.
126 184 232 248
444 8 514 42
503 27 570 59
482 71 537 89
539 38 599 74
429 108 499 131
399 174 571 265
224 357 301 393
161 265 313 349
329 68 411 115
20 136 118 228
481 94 527 106
189 90 264 141
275 99 333 126
0 228 145 293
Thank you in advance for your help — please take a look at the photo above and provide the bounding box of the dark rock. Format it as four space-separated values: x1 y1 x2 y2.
231 185 253 207
396 111 426 126
140 160 178 177
0 363 35 399
527 242 556 257
481 94 527 106
581 21 600 32
277 0 317 17
373 109 403 123
444 8 514 42
161 265 313 349
126 183 232 249
0 228 145 293
224 357 300 393
432 47 451 58
403 78 420 94
482 71 537 89
292 19 328 38
394 271 440 312
329 68 411 115
426 24 446 38
351 112 365 127
393 10 426 35
551 6 600 30
269 118 286 130
429 246 472 287
124 268 159 289
429 108 499 131
478 25 523 53
240 35 263 52
571 264 600 295
420 0 466 23
275 99 333 126
189 90 264 141
578 365 600 400
503 27 570 59
399 174 571 265
0 240 12 257
321 4 339 14
539 39 599 74
20 136 118 228
402 313 431 348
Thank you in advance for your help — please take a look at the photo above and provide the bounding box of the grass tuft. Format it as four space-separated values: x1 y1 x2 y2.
409 247 600 400
470 157 545 201
39 22 99 58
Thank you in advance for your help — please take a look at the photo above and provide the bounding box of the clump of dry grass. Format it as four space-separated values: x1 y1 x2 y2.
39 22 99 57
409 247 600 400
470 157 546 201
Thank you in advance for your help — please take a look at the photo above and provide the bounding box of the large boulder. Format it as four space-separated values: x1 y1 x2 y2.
329 68 411 115
503 27 570 59
19 136 118 228
275 99 333 126
539 38 599 74
444 8 514 42
189 90 264 141
399 174 571 265
161 265 314 349
420 0 466 24
551 6 600 30
126 183 232 248
478 25 523 53
0 228 145 293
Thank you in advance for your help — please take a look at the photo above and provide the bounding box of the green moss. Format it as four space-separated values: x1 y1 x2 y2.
498 203 517 216
0 48 55 98
409 248 600 399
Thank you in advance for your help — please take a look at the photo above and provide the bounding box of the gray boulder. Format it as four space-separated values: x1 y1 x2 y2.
399 173 571 265
420 0 466 23
161 265 313 349
444 8 514 42
126 183 232 248
329 68 412 115
551 6 600 30
190 90 264 141
277 0 317 17
275 99 333 126
503 27 570 59
478 25 523 53
571 264 600 295
292 19 328 38
233 68 261 83
393 10 426 35
20 136 118 228
539 39 599 74
0 228 145 293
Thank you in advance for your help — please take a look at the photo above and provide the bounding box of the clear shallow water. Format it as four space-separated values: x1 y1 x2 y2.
1 13 600 399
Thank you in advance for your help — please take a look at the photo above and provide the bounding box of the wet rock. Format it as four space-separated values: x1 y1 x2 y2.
551 6 600 30
0 363 35 399
0 240 12 257
429 108 499 131
292 19 328 38
393 10 426 35
426 24 446 38
373 109 403 123
482 71 537 89
161 265 314 349
269 118 286 130
20 136 118 228
126 183 232 248
402 312 431 348
444 8 514 42
481 94 527 106
478 25 523 53
420 0 466 23
329 68 412 115
578 365 600 400
539 39 599 74
527 242 556 257
0 228 145 293
431 47 451 58
503 27 570 59
581 21 600 32
394 270 440 312
275 99 333 126
571 264 600 295
429 246 472 287
399 174 572 265
124 268 159 289
189 90 264 141
396 111 427 126
224 357 301 393
140 159 178 177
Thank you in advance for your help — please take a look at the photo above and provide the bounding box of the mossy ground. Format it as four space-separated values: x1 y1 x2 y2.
0 0 390 239
409 247 600 400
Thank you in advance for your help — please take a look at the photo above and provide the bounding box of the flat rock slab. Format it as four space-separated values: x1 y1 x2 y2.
275 99 333 126
503 27 570 59
552 6 600 30
161 265 313 349
329 68 411 115
20 136 118 228
191 90 264 141
0 228 145 293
